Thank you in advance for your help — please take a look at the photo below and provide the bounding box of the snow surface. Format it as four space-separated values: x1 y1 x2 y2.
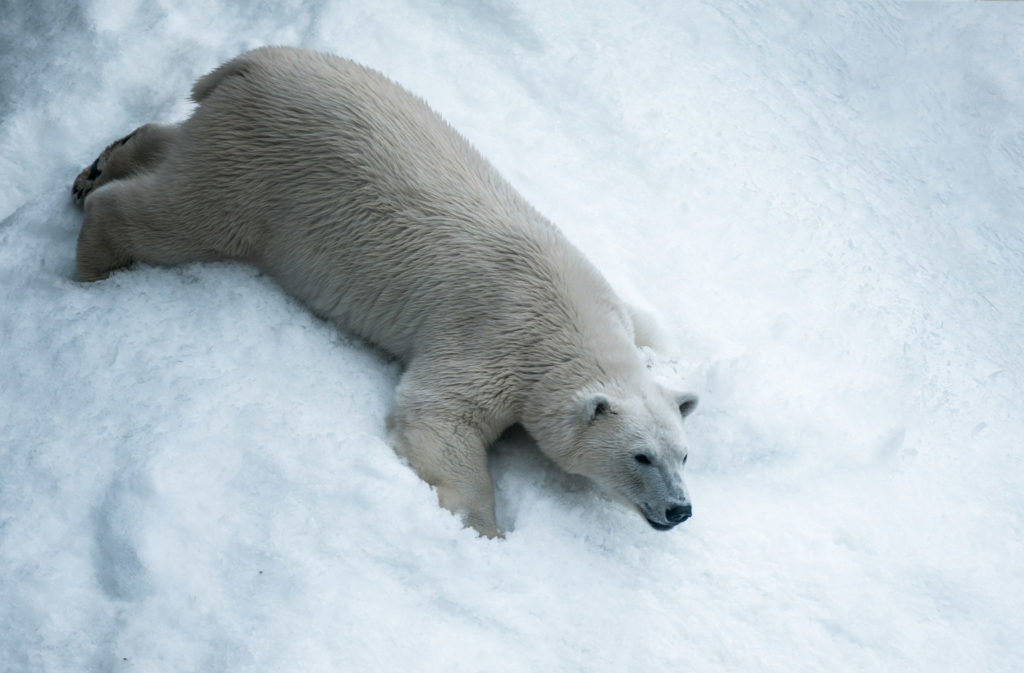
2 1 1023 671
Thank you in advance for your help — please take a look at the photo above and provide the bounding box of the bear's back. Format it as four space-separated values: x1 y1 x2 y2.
165 47 613 361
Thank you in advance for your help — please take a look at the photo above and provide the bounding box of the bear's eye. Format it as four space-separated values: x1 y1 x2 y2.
633 454 652 465
683 454 688 465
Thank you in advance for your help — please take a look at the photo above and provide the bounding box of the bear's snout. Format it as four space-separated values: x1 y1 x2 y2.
643 501 692 530
665 503 692 524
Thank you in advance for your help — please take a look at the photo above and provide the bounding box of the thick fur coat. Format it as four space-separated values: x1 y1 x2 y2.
73 47 698 537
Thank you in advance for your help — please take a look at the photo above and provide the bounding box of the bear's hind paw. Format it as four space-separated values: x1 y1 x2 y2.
71 130 137 207
71 157 103 206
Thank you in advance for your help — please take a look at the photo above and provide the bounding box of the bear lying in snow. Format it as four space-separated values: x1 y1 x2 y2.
72 46 699 538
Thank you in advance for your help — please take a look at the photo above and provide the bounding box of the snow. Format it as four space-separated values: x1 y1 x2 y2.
2 1 1023 671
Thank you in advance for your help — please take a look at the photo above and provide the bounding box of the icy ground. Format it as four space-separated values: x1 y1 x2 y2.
2 1 1023 671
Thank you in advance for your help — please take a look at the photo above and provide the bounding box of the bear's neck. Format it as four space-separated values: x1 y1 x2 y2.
506 217 643 437
517 322 644 445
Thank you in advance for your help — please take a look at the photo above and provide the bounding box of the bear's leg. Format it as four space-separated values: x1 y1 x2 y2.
76 172 237 282
72 123 180 206
76 181 135 281
625 301 672 353
387 363 507 538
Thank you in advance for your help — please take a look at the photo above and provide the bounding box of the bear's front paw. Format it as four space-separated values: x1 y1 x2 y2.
465 512 503 539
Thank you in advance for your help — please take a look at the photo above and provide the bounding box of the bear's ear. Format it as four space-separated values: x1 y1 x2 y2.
675 392 699 419
580 393 612 423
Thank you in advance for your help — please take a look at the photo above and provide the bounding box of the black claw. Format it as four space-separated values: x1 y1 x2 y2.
86 159 102 181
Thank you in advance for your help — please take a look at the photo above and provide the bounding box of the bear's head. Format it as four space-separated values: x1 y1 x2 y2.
526 370 699 531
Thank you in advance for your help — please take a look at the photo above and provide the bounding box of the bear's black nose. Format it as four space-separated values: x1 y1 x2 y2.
665 504 692 524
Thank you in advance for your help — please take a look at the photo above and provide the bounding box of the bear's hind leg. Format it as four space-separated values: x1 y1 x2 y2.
72 123 179 206
76 172 236 282
76 182 134 281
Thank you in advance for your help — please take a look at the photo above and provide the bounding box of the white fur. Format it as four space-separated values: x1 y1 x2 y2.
72 47 699 537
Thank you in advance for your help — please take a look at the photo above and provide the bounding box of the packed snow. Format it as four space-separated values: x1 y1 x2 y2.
2 1 1023 671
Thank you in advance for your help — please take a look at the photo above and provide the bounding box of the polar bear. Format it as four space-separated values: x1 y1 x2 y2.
71 47 698 538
